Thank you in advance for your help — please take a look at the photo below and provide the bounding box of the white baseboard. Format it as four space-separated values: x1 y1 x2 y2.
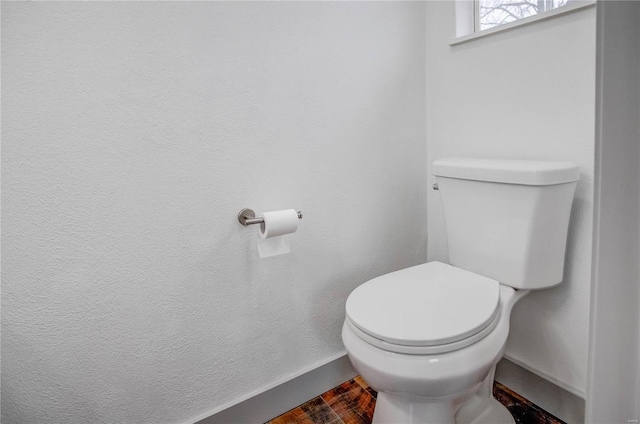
194 353 357 424
503 354 585 399
190 353 582 424
496 357 585 423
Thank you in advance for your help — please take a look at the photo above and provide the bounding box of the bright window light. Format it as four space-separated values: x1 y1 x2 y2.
478 0 572 31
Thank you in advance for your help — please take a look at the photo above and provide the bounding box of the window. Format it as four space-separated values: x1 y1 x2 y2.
477 0 582 31
451 0 595 45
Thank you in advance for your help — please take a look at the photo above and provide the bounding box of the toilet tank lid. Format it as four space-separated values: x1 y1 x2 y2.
432 158 580 186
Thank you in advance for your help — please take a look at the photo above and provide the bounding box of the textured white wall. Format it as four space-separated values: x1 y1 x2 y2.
1 2 427 423
425 2 596 396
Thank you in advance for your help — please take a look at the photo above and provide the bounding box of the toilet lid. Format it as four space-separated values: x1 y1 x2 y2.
346 261 500 347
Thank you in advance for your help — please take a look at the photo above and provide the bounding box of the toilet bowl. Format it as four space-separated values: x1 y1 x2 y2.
342 158 579 423
342 262 529 424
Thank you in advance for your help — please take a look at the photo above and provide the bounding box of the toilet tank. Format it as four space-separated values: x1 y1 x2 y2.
432 158 579 290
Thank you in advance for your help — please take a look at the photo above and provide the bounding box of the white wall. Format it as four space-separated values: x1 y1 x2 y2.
586 1 640 422
425 2 596 396
1 3 427 423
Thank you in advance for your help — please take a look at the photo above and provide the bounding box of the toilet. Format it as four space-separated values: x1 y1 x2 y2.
342 158 579 424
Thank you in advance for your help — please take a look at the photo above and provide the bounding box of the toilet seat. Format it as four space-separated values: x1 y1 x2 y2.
346 261 500 354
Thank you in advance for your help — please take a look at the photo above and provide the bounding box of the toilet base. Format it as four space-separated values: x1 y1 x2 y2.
372 392 457 424
371 392 514 424
370 364 514 424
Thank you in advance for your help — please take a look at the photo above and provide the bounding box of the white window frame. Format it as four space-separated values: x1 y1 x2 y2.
451 0 596 46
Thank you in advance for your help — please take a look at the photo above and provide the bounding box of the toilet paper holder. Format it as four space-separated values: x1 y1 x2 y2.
237 208 303 226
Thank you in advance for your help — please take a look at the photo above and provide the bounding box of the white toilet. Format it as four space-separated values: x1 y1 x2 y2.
342 158 579 424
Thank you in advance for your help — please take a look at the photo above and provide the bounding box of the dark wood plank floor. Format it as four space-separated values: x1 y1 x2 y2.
266 376 565 424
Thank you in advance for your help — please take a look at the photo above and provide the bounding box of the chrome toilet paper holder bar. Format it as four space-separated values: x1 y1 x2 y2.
237 208 303 226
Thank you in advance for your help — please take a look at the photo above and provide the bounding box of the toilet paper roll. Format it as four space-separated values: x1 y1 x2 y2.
256 209 299 258
259 209 299 239
257 236 290 258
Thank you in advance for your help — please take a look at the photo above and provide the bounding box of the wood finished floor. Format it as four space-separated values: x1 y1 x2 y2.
266 376 565 424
